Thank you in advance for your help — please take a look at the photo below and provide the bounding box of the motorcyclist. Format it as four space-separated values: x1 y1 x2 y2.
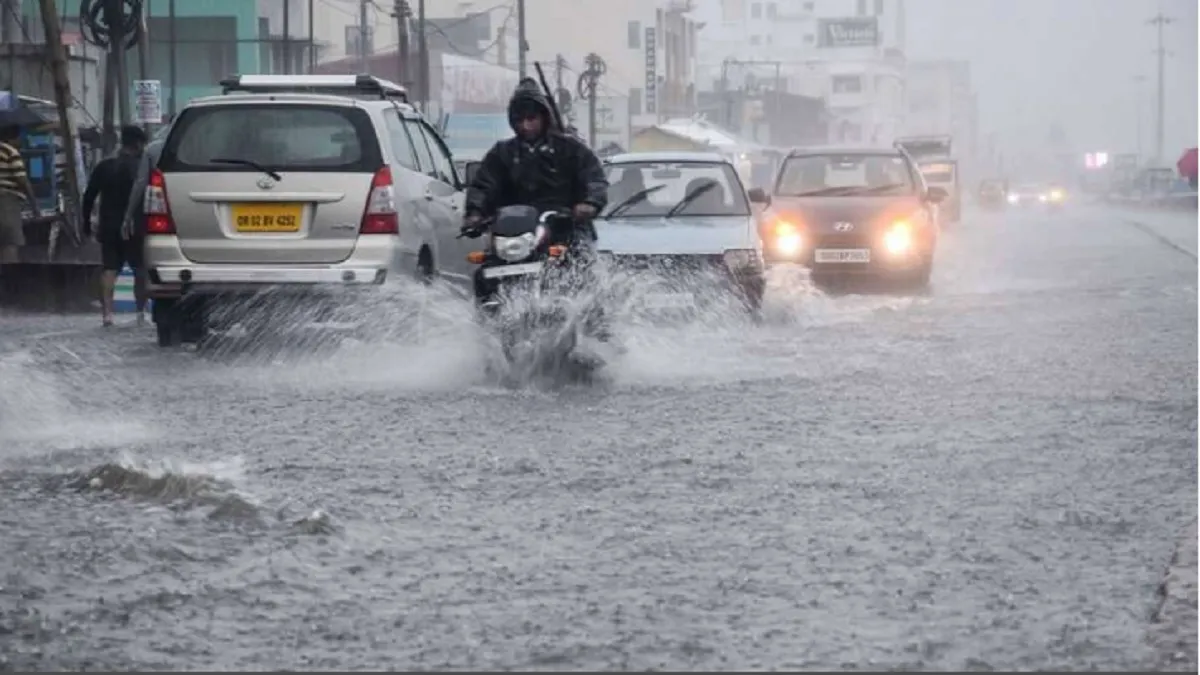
460 77 608 243
461 78 613 342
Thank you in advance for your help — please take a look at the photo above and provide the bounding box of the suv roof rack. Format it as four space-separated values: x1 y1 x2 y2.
219 74 409 102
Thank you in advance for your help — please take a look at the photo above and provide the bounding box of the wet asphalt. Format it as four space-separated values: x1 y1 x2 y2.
0 204 1195 671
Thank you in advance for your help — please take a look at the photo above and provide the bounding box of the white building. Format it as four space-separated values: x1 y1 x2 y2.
695 0 909 144
904 60 978 163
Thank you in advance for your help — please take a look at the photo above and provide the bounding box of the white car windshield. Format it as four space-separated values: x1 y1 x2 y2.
602 161 751 218
775 153 916 196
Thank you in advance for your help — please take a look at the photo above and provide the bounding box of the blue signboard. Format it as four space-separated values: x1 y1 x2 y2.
443 114 512 158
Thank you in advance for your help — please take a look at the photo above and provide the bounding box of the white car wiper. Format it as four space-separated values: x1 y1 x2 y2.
605 184 666 218
665 181 718 218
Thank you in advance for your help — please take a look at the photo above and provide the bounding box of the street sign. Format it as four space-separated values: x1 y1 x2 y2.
133 80 162 124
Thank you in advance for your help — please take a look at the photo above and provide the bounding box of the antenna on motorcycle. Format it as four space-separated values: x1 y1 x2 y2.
533 61 566 133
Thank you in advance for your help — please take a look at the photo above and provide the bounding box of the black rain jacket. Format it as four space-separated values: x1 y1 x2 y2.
465 79 608 240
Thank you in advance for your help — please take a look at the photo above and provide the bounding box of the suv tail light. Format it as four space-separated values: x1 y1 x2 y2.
145 168 175 235
360 166 399 234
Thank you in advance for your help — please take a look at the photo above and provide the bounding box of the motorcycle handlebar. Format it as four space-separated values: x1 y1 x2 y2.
458 210 579 238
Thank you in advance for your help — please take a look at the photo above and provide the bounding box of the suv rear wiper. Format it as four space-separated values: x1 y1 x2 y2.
210 158 282 181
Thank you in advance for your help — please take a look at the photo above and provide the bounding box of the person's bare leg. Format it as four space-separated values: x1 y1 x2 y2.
133 267 147 326
100 268 117 325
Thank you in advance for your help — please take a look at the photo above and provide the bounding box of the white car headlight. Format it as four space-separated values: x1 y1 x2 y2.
723 248 761 271
494 232 537 262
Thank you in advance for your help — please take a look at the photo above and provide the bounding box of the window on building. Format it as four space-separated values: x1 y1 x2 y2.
856 0 867 16
750 35 761 45
344 24 374 59
751 3 761 18
832 75 863 93
874 0 883 14
627 21 641 48
766 3 777 18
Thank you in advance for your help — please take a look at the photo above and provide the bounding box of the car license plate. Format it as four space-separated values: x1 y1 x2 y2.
482 261 543 279
232 203 303 233
815 248 870 263
642 292 694 310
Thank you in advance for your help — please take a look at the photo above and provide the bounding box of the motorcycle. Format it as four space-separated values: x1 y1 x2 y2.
462 205 609 380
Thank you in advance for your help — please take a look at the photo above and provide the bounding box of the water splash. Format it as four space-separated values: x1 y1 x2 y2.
0 350 157 456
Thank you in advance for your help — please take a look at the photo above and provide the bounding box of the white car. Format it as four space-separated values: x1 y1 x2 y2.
595 151 769 314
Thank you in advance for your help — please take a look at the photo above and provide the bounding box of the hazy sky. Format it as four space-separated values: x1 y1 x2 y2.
906 0 1198 159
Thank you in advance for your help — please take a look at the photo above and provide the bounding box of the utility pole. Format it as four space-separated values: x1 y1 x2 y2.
553 53 572 125
1148 12 1173 164
112 0 129 129
168 0 176 115
37 0 84 245
719 57 733 129
416 0 428 110
358 0 370 74
516 0 526 78
391 0 410 88
307 0 315 72
1133 74 1146 162
576 53 605 148
282 0 291 73
135 0 149 129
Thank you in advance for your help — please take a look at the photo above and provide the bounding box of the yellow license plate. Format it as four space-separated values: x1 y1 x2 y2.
232 203 303 233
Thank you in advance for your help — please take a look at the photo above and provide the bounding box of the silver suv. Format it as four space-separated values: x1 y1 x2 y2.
145 74 474 347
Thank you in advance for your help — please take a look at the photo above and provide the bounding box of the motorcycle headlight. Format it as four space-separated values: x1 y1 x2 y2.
494 232 537 262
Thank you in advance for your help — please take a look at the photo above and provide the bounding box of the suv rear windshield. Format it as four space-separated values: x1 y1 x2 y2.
158 104 383 173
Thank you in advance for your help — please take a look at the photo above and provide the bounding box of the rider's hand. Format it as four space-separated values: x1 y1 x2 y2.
573 203 597 220
460 213 483 238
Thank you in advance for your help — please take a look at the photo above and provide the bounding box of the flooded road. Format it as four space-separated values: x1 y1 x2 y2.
1 205 1195 670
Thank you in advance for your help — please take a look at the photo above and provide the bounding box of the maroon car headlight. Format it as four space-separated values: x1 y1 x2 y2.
882 219 916 255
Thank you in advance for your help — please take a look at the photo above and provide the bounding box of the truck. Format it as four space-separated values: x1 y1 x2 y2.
895 135 961 224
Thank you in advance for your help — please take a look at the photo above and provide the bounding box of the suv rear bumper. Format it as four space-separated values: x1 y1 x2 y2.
145 234 394 297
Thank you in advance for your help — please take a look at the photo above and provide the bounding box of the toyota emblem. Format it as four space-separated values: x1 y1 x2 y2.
834 221 854 232
256 177 276 190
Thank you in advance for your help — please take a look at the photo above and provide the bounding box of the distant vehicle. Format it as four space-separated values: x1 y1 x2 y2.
1006 182 1064 208
594 151 767 315
978 178 1009 209
144 74 471 347
762 146 945 290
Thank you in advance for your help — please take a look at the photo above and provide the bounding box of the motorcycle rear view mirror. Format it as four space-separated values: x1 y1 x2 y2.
747 187 771 205
463 160 482 185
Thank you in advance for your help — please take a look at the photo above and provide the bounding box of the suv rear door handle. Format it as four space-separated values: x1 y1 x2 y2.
423 188 434 201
